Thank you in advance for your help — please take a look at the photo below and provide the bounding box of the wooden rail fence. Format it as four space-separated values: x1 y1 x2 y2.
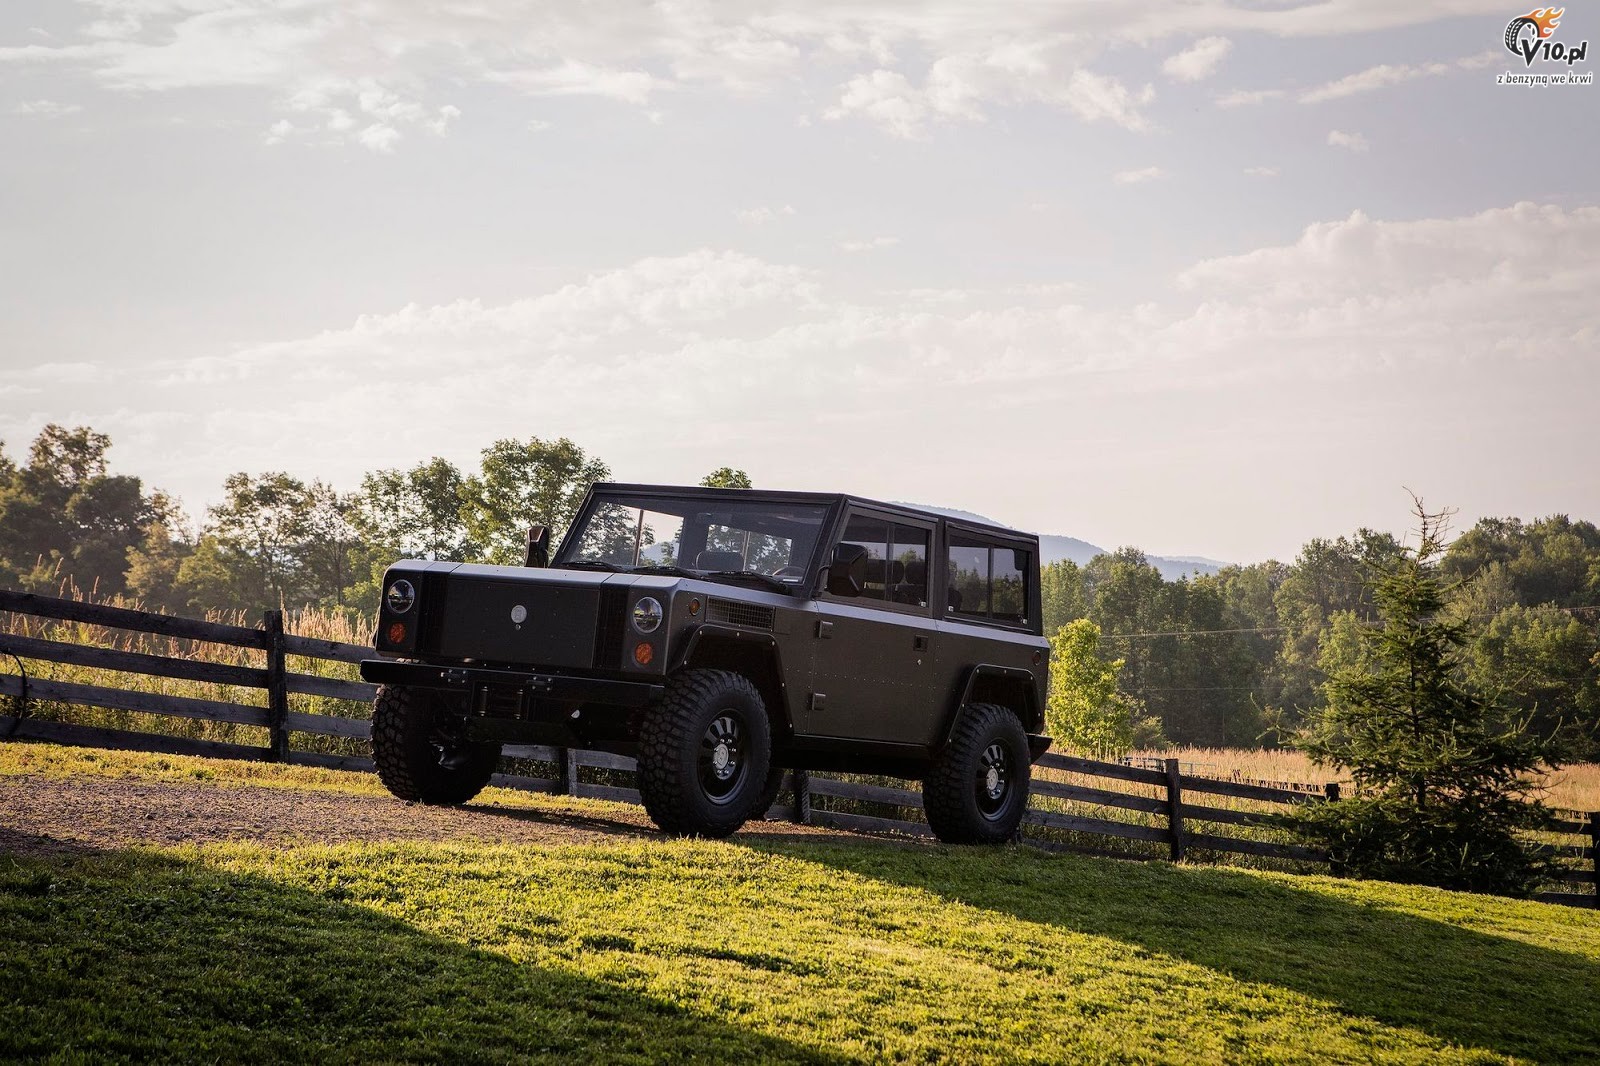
1 588 1595 906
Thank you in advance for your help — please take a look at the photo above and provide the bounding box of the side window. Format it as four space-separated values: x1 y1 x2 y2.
833 516 932 609
948 535 1031 625
891 524 930 608
947 541 989 615
991 547 1027 623
838 516 889 601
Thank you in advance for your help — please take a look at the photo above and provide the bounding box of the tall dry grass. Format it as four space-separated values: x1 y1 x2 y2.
1143 746 1600 815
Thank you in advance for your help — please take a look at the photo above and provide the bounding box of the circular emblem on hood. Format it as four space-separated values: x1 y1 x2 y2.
510 605 528 624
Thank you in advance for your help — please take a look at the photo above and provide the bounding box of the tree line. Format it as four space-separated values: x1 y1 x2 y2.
2 423 1596 758
1041 518 1600 759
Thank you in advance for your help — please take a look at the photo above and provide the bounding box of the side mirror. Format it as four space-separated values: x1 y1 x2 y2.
524 525 551 568
825 543 869 597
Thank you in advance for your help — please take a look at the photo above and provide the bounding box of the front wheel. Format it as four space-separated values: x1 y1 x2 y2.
923 703 1031 845
371 684 500 805
636 669 772 837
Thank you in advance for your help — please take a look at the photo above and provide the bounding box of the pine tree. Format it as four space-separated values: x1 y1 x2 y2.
1291 498 1555 895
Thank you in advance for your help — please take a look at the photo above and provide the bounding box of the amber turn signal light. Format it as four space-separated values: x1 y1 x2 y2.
386 621 407 645
632 642 654 666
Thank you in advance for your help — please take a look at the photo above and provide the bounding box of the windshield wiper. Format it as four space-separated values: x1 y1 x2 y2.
562 558 625 572
632 564 696 577
706 570 793 593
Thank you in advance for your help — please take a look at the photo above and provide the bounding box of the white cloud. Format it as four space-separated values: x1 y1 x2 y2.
5 1 1501 148
1215 88 1283 107
839 236 900 253
357 123 401 152
1243 166 1279 177
736 205 796 225
12 98 82 117
1327 129 1369 152
824 52 1155 138
1114 166 1164 184
144 202 1599 472
1162 37 1232 82
1300 51 1500 102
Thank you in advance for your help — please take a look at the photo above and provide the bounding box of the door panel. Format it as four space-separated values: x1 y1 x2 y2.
802 509 942 745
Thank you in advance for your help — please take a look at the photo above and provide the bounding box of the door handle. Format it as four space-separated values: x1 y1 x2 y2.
817 620 835 639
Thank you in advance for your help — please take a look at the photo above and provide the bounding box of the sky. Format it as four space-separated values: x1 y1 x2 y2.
1 0 1596 564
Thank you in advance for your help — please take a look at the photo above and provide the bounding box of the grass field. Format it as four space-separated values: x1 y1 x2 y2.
4 743 1599 1063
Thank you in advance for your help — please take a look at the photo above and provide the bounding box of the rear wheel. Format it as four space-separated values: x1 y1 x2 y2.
923 703 1031 845
371 684 500 805
637 669 772 837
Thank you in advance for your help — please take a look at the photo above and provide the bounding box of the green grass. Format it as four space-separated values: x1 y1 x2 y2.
4 744 1600 1063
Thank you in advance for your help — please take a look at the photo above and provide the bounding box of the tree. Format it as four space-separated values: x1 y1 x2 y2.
1046 619 1162 757
1291 499 1555 895
1268 530 1405 726
700 467 752 489
350 458 477 562
1039 560 1087 635
124 492 194 613
1465 605 1600 758
462 437 609 564
0 424 156 598
191 472 355 613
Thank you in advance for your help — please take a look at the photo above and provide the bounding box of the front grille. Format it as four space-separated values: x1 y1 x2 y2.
708 599 774 630
594 586 629 667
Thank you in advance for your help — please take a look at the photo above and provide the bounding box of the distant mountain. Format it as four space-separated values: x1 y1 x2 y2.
900 503 1225 580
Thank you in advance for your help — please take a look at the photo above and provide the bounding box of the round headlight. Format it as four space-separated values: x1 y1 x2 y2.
631 596 663 634
386 579 416 614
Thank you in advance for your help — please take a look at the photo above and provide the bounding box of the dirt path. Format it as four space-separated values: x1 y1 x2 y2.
0 776 848 857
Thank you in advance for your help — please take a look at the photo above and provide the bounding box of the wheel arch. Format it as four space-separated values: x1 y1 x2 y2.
942 665 1043 744
674 624 792 744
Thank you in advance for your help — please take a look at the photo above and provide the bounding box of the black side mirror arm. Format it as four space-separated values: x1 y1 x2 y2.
524 525 551 568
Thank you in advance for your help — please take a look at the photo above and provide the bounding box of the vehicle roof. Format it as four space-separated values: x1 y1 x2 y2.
590 482 1039 544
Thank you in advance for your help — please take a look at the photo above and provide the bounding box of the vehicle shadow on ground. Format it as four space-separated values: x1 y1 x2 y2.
0 843 841 1064
742 836 1600 1063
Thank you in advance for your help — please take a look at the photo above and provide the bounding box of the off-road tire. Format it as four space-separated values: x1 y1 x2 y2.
371 684 500 806
637 669 772 837
923 703 1031 845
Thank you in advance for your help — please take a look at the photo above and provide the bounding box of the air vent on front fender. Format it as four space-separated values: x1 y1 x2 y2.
708 599 774 630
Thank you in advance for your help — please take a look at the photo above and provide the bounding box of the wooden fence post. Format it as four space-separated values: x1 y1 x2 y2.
1164 758 1185 862
561 748 579 796
792 769 811 825
1590 813 1599 908
262 610 289 762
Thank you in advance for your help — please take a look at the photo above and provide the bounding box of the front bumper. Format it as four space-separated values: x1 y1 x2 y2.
360 659 665 708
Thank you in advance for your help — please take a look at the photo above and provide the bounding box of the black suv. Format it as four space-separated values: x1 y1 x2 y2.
361 483 1051 843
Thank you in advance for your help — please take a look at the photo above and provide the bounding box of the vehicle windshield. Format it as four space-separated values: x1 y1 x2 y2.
557 491 832 586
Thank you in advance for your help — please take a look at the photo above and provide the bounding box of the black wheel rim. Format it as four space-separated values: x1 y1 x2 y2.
699 712 746 804
428 705 476 772
975 741 1013 818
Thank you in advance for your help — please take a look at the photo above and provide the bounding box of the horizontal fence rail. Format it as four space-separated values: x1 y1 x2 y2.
0 589 1595 905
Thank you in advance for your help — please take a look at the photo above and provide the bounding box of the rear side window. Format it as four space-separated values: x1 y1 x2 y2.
948 535 1031 625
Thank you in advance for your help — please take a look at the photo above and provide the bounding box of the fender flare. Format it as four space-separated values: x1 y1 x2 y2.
941 664 1044 746
673 624 793 734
